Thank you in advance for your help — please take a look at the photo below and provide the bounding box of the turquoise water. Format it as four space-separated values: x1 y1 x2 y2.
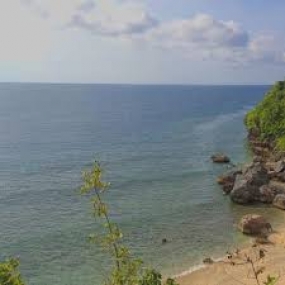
0 84 283 285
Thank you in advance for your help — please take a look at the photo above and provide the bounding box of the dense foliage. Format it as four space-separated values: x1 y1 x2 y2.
245 80 285 150
0 259 25 285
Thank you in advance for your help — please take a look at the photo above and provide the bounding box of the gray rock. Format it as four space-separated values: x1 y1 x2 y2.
259 185 278 203
217 168 242 194
230 163 269 204
211 154 230 163
273 194 285 210
203 257 214 265
274 172 285 183
238 214 272 235
268 170 278 180
269 181 285 194
274 160 285 173
253 156 264 163
243 162 269 186
230 175 256 204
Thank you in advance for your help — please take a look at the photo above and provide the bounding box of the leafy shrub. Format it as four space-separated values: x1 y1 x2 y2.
276 136 285 150
80 162 180 285
245 80 285 149
0 259 25 285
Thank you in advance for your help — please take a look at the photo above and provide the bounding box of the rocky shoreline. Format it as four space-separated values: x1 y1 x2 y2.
217 129 285 211
176 81 285 285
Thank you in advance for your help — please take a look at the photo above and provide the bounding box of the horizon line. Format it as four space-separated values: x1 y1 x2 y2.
0 81 271 87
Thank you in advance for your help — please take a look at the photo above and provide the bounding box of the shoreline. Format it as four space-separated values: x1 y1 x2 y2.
174 213 285 285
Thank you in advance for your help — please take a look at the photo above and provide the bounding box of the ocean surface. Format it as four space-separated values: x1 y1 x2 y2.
0 84 284 285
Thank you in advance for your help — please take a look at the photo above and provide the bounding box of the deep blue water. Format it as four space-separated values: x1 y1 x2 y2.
0 84 282 285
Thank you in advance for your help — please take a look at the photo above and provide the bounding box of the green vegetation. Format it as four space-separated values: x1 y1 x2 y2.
80 161 179 285
245 80 285 150
0 259 25 285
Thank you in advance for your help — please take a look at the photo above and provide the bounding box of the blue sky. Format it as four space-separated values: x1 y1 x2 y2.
1 0 285 84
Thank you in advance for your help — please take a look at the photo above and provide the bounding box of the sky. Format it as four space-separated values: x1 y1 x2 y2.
1 0 285 84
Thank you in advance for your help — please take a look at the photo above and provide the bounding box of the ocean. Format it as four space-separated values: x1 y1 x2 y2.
0 84 283 285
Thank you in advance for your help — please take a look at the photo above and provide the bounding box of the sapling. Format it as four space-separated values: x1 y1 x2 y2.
80 161 179 285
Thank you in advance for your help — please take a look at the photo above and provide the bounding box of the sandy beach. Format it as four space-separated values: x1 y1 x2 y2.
176 214 285 285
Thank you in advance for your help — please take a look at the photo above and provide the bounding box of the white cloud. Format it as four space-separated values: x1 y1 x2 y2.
15 1 285 65
133 14 285 65
143 14 249 49
21 0 158 35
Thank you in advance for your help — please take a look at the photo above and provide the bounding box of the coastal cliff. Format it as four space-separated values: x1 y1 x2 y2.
177 82 285 285
218 80 285 208
245 80 285 158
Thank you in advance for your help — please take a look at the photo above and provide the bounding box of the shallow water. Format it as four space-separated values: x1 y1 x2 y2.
0 83 279 285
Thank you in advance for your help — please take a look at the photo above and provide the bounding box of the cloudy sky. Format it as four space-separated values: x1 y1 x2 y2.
1 0 285 84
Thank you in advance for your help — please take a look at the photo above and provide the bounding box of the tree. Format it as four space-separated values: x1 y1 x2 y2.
80 161 179 285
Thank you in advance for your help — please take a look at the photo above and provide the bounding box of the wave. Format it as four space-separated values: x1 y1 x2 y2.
193 105 254 133
173 256 225 278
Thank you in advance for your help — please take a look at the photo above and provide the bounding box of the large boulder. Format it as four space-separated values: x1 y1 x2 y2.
211 154 230 163
238 214 272 235
230 175 256 204
230 163 269 204
273 194 285 210
217 168 242 194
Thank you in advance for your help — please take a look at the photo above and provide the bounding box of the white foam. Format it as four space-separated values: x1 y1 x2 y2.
173 256 225 278
194 105 254 133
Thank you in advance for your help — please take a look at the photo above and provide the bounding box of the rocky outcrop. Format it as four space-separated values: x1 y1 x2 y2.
215 154 285 206
242 162 269 186
217 168 242 194
238 214 272 236
273 194 285 210
211 154 230 163
230 175 256 204
230 163 269 204
215 82 285 209
247 128 273 159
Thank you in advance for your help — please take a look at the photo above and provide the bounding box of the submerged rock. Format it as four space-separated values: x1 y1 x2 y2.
203 257 214 265
238 214 272 235
211 154 230 163
273 194 285 210
162 238 168 244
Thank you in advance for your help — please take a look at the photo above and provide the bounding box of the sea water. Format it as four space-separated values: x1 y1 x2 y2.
0 84 283 285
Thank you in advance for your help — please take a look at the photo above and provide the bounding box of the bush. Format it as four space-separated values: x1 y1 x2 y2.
80 162 180 285
0 259 25 285
245 80 285 149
